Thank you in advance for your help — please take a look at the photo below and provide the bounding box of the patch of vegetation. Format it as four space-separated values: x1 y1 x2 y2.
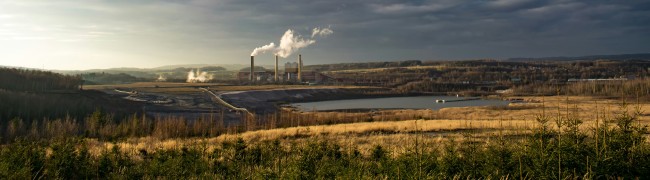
484 104 541 111
0 68 81 92
515 79 650 97
82 72 146 85
0 68 139 137
2 66 650 178
0 108 648 179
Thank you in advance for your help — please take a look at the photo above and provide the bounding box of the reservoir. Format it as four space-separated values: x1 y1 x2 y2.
291 96 510 111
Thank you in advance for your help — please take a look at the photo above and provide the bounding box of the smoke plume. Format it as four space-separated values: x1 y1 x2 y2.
275 29 315 58
156 74 167 82
186 69 213 83
250 27 333 58
250 42 276 56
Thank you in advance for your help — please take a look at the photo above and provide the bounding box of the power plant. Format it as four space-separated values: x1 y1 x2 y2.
246 27 334 84
241 54 329 84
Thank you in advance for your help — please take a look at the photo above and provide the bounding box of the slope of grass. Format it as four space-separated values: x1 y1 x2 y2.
2 108 649 179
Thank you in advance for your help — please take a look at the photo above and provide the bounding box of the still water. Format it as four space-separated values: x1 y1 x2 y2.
291 96 509 111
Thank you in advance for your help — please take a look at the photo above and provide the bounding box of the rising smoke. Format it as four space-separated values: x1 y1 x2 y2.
156 74 167 82
250 42 276 56
250 27 333 58
275 29 315 58
186 69 213 83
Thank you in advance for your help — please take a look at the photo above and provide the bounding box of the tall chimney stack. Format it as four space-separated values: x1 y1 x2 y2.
298 54 303 82
250 56 255 84
274 55 279 82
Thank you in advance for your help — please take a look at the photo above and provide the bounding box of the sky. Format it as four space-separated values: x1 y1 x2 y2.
0 0 649 70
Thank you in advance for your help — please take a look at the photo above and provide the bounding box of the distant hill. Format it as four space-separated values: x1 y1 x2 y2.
507 53 650 61
53 65 231 79
306 60 423 71
5 53 648 76
152 64 274 71
0 67 138 121
0 67 82 92
52 64 274 78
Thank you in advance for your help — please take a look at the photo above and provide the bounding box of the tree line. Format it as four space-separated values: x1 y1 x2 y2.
0 68 82 92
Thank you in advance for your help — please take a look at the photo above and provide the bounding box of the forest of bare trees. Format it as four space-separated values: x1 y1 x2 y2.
0 68 82 91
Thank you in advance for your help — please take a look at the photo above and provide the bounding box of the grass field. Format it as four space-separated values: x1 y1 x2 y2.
3 94 648 178
72 83 650 156
89 119 532 157
83 95 650 157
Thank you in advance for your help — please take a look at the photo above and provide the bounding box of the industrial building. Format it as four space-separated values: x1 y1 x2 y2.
237 69 275 82
239 54 334 84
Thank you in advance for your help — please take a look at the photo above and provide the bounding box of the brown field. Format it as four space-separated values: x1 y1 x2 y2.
85 95 650 157
439 96 650 122
87 119 530 157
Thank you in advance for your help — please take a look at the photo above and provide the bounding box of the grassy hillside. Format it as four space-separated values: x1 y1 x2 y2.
0 68 81 92
2 66 650 178
0 68 141 141
1 104 648 179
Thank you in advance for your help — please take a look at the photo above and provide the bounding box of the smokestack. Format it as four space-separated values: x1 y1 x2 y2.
298 54 302 82
250 56 255 84
274 55 279 82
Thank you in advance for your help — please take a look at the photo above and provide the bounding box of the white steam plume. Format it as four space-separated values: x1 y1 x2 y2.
250 42 276 56
250 27 334 58
311 27 333 38
186 69 213 83
275 29 315 58
156 74 167 82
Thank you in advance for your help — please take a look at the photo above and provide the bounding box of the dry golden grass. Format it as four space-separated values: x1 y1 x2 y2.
84 95 650 157
228 119 530 141
85 119 534 157
438 96 650 124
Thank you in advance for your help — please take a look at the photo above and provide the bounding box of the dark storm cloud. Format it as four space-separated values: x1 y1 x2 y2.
208 0 648 60
1 0 648 69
